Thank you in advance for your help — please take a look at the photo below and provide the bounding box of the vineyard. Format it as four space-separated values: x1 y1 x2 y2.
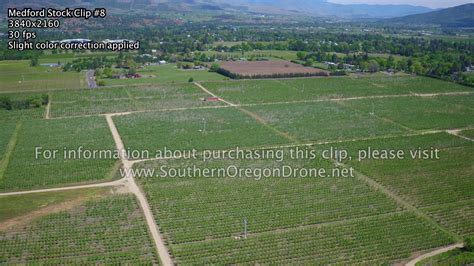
114 107 291 155
344 95 474 130
0 116 118 191
0 122 17 160
0 73 473 264
201 75 472 105
244 101 407 142
49 83 222 118
170 213 453 264
329 133 474 236
0 194 160 264
138 172 401 244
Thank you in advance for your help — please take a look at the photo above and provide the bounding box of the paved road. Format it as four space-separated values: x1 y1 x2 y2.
86 70 97 88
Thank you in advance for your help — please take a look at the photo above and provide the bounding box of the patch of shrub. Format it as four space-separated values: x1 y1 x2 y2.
0 94 49 111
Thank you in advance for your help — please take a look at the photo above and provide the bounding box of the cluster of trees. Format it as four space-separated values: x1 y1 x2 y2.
0 43 43 60
0 94 49 111
1 17 472 85
63 53 152 74
63 56 113 72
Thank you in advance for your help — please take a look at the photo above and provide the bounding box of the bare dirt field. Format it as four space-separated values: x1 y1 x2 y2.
218 60 329 79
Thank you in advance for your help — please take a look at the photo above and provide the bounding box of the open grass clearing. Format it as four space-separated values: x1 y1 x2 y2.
102 63 226 86
0 60 85 92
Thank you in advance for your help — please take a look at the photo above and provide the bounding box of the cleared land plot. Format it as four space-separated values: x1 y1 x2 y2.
114 107 292 156
0 117 119 191
244 101 408 143
49 83 223 118
0 188 107 224
0 61 84 92
0 194 160 264
202 76 472 105
170 212 453 265
218 61 329 79
343 95 474 130
333 133 474 235
103 64 226 86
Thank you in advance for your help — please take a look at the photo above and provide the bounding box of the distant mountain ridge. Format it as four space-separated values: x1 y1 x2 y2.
387 4 474 28
216 0 432 19
1 0 434 19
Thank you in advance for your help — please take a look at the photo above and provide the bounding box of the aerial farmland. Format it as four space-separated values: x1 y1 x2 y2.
1 1 473 265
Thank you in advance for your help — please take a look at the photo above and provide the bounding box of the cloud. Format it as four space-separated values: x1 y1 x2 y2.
327 0 474 9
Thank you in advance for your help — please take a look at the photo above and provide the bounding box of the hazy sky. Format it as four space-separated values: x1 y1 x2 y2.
327 0 474 8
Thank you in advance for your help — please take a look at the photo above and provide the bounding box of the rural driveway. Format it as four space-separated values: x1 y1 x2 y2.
86 70 97 88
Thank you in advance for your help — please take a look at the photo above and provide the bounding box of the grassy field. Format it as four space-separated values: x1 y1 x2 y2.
0 194 159 264
102 64 226 86
202 76 472 105
0 61 85 92
0 117 119 191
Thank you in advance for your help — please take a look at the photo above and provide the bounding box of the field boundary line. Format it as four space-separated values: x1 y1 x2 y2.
194 82 236 106
0 179 124 197
194 81 301 143
106 114 174 266
48 105 232 120
238 107 301 143
124 87 140 110
0 122 22 182
405 243 464 266
446 129 474 142
345 163 463 242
